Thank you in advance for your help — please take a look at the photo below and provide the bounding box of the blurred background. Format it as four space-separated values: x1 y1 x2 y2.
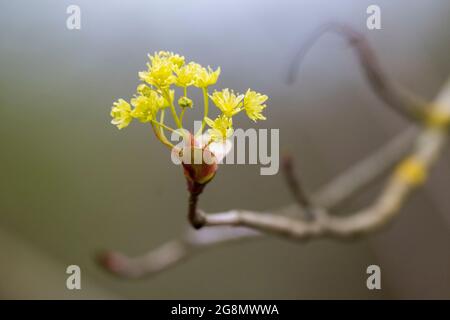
0 0 449 299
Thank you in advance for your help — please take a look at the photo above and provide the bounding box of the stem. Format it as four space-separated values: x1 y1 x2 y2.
197 87 209 135
159 109 168 139
282 153 315 220
150 119 179 135
180 108 186 125
178 87 189 126
150 122 175 149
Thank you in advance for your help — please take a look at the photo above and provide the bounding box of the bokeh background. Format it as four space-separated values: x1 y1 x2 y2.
0 0 449 299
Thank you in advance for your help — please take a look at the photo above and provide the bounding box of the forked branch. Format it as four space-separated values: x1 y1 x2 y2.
100 126 419 278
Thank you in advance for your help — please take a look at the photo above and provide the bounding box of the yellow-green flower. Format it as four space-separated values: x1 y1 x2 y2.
130 95 155 123
194 65 220 88
243 89 268 121
168 54 185 70
136 84 153 97
139 61 175 89
175 62 199 87
150 51 185 70
138 51 184 89
110 99 132 129
130 90 166 123
205 115 233 142
210 88 244 117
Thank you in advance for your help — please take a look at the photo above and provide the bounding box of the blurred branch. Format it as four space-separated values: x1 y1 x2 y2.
99 227 260 279
281 153 315 219
315 126 417 208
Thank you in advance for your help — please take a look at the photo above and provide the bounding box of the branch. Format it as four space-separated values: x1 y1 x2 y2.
99 227 260 279
100 125 417 278
315 126 417 208
100 26 450 279
281 153 315 219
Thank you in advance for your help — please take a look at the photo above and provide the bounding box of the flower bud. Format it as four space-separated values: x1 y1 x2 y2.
178 96 193 109
181 147 218 186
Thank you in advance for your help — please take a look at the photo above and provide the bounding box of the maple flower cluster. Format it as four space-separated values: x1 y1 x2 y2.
111 51 268 142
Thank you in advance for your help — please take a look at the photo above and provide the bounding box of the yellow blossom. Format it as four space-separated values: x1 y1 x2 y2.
139 61 175 89
110 99 132 129
139 84 171 107
243 89 268 121
138 51 185 89
210 88 244 117
205 115 233 142
130 96 155 123
194 65 220 88
168 54 185 70
175 62 199 87
150 51 185 70
130 90 166 123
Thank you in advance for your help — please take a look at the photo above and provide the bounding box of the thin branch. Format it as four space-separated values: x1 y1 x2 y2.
99 227 260 279
200 78 450 237
287 22 430 122
188 185 206 229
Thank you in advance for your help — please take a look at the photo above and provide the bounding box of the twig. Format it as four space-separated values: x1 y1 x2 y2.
99 227 260 279
281 153 312 208
315 126 417 208
100 125 417 278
